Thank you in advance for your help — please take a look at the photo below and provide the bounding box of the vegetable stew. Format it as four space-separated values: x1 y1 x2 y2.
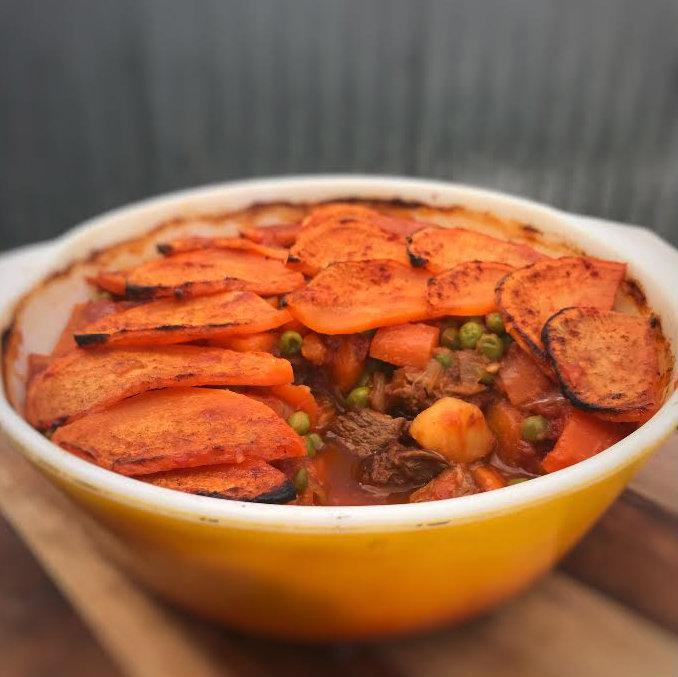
22 201 668 505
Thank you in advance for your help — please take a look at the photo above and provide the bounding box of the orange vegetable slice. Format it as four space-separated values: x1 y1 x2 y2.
427 261 515 316
289 219 409 275
51 299 130 356
209 332 277 353
52 387 305 476
407 227 545 273
123 248 304 299
74 290 292 348
157 236 288 261
285 260 431 334
142 459 295 503
496 257 626 361
25 345 293 430
542 409 631 472
300 203 380 234
92 272 127 296
543 307 660 422
239 223 301 247
369 323 440 369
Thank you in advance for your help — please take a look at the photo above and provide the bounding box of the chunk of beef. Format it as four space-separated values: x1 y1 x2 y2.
409 465 478 503
385 350 490 416
325 409 407 458
357 442 449 490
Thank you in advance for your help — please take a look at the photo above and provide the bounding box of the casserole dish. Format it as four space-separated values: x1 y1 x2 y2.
1 176 676 640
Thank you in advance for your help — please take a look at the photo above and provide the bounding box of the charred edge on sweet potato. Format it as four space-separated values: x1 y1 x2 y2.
541 307 657 418
196 479 296 504
495 273 546 359
74 332 110 347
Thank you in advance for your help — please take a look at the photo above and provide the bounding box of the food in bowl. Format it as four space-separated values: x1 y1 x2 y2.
8 201 671 507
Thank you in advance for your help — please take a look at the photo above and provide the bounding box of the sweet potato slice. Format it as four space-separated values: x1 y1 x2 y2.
289 219 409 275
157 236 288 261
427 261 514 316
74 291 292 348
210 332 277 353
52 387 305 476
369 323 440 369
52 299 128 356
239 222 301 247
543 307 660 422
285 260 431 334
92 271 127 296
542 409 631 472
119 248 304 299
25 345 293 430
142 459 296 503
496 257 626 361
407 227 545 273
300 203 381 234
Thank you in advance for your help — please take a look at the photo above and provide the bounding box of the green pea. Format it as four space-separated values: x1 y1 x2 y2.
305 433 324 457
520 415 549 442
346 386 370 409
477 333 504 361
459 321 484 349
478 371 494 386
293 467 309 492
279 330 303 356
287 411 311 435
434 347 454 369
508 477 529 485
440 326 461 350
485 312 505 335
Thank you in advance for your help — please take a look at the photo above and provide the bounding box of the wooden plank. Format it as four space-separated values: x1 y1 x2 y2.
0 435 226 677
561 490 678 632
378 573 678 677
0 517 120 677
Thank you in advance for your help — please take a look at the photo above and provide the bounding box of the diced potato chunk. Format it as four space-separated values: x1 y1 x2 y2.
409 397 495 463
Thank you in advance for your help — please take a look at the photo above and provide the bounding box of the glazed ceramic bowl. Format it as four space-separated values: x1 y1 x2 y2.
1 176 676 641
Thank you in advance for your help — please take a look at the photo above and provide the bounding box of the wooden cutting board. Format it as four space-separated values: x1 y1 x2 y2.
0 430 675 677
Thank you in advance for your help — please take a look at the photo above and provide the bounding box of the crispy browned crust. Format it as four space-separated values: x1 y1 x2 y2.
543 307 660 422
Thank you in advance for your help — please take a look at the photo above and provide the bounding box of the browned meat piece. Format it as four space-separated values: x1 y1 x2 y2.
357 442 449 489
409 465 478 503
325 409 407 458
385 350 490 416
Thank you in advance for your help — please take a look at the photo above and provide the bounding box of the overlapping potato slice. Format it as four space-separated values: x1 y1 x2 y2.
285 260 431 334
543 307 660 422
95 248 303 300
157 236 288 261
52 299 123 355
427 261 514 316
142 459 295 503
407 227 544 273
74 290 291 348
25 345 293 430
289 219 409 275
52 387 305 475
239 222 301 247
496 257 626 361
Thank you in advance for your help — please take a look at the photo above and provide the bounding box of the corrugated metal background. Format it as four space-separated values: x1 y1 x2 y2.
1 0 676 249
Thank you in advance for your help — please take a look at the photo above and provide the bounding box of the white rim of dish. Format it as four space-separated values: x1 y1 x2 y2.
1 174 677 531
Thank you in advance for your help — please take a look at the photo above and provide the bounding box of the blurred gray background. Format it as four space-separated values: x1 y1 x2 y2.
1 0 676 250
